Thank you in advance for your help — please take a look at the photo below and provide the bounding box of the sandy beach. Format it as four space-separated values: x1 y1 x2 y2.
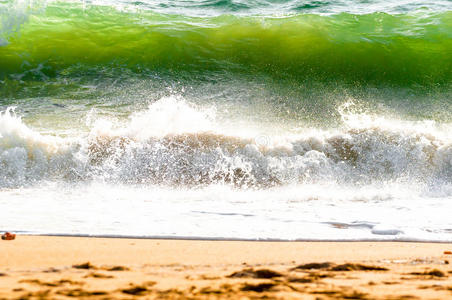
0 236 451 299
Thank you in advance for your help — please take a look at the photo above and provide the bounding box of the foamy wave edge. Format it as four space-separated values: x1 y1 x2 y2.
1 97 452 189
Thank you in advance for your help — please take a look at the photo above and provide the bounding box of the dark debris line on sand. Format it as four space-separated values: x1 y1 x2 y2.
331 263 389 271
240 282 278 292
291 262 333 270
227 268 283 279
72 262 131 271
409 269 447 278
104 266 130 271
121 282 156 296
72 262 96 270
292 262 389 272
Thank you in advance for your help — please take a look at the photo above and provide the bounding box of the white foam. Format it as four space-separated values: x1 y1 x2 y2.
1 98 452 240
0 182 451 241
92 96 217 140
2 97 452 188
0 108 84 187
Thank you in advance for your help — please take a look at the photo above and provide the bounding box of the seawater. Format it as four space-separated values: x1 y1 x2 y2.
0 0 451 240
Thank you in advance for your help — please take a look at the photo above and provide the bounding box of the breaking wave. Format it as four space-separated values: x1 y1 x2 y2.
1 97 452 189
0 1 451 87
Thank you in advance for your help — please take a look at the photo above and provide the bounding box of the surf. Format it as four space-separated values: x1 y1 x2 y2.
1 98 451 189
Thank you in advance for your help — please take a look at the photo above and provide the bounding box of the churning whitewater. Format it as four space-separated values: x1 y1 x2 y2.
1 98 452 189
0 0 451 240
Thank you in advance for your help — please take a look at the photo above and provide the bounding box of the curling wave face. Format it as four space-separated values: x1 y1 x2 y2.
0 1 451 87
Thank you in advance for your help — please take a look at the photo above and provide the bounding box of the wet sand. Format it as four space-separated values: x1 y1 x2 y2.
1 236 452 299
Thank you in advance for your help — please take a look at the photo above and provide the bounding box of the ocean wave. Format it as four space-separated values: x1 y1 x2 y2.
0 2 450 86
1 97 451 188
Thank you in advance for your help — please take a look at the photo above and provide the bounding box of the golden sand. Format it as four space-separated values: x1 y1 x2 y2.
1 236 452 299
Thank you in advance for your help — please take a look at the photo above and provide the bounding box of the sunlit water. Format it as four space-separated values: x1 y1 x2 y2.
0 0 451 240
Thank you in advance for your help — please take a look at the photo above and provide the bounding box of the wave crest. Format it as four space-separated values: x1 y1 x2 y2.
1 3 450 86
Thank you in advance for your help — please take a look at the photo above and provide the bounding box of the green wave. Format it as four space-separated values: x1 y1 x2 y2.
1 2 451 86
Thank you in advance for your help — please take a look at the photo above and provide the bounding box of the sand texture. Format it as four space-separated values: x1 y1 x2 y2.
1 236 452 299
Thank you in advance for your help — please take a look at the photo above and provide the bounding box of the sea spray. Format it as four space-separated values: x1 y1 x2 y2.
1 97 452 188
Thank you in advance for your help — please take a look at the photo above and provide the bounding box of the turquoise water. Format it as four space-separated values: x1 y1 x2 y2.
1 2 451 84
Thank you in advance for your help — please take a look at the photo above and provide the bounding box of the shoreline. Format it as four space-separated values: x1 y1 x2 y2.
8 233 452 243
1 236 452 299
